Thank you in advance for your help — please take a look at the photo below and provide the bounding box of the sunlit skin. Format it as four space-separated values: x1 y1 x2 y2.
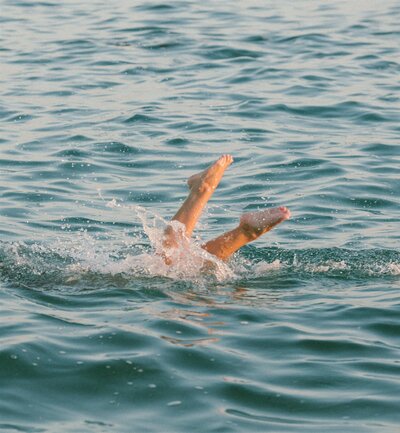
163 155 290 263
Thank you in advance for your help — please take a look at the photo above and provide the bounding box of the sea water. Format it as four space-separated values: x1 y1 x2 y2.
0 0 399 432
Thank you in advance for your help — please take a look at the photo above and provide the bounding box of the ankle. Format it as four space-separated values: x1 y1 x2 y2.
192 181 213 195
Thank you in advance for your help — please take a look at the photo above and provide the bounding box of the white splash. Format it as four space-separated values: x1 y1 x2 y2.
54 204 236 282
2 202 399 285
253 260 282 275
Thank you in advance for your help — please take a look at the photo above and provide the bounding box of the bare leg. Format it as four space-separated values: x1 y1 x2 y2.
169 154 233 236
202 206 290 261
163 155 233 254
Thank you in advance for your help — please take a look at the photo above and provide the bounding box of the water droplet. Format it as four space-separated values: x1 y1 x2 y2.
167 401 182 407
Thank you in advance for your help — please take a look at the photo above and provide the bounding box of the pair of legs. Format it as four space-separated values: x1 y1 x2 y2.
163 155 290 262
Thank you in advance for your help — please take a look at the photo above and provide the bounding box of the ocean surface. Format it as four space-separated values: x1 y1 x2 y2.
1 0 399 432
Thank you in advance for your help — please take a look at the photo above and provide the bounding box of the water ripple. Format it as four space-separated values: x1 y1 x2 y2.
1 0 400 431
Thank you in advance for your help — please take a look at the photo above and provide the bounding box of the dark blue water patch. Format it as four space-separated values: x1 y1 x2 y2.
8 0 58 7
167 120 226 134
344 196 397 210
46 107 82 116
241 35 268 44
224 97 265 110
378 94 399 103
364 319 400 340
58 38 98 49
0 424 44 433
93 141 141 155
285 139 320 149
0 108 18 120
253 160 345 183
0 159 49 168
200 45 262 61
372 30 400 38
41 90 75 97
69 81 121 90
88 59 131 68
336 175 397 192
239 127 275 142
117 25 170 35
164 137 190 147
110 40 135 47
284 84 328 96
10 54 55 66
271 157 326 169
122 65 176 76
362 142 399 155
187 61 228 71
2 191 62 204
56 161 99 173
123 113 162 124
15 140 46 152
355 54 380 61
0 207 32 220
126 190 170 203
301 74 335 84
345 23 370 32
356 112 394 123
58 216 120 229
313 50 351 59
291 211 336 225
260 101 379 121
135 3 177 12
52 148 91 158
95 158 172 173
364 60 400 71
367 162 399 176
276 32 331 45
220 383 325 420
139 39 186 51
5 113 36 123
296 336 383 356
224 408 314 429
57 134 94 144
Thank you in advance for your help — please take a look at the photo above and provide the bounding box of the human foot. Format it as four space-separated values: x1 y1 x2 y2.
187 154 233 193
239 206 290 238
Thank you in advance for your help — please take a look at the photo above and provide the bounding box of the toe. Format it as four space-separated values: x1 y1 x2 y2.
279 206 291 218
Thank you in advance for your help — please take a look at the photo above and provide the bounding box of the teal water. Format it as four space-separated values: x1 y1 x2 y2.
1 0 400 432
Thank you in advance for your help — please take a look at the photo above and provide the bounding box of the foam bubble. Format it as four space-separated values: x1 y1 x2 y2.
253 260 282 275
0 205 237 285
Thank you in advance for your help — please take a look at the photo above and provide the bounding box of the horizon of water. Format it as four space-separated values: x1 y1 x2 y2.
1 0 400 432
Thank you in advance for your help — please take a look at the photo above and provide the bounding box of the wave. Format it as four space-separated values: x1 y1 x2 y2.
0 204 398 290
244 246 400 279
1 240 398 292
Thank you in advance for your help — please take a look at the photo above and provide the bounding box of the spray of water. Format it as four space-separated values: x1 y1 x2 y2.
0 203 236 287
0 202 399 290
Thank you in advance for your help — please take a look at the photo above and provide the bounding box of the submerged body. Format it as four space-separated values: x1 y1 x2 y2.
163 155 290 263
